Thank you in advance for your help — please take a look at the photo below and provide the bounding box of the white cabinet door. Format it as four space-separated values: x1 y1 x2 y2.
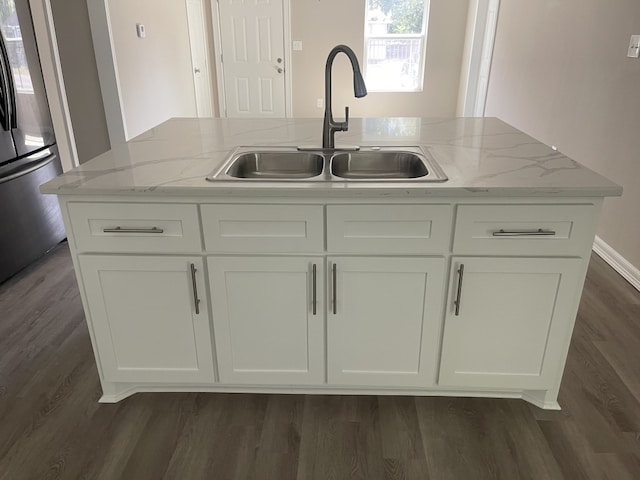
439 257 582 389
327 257 446 387
79 256 215 384
208 256 324 384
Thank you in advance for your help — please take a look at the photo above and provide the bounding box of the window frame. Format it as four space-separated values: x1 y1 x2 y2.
363 0 431 93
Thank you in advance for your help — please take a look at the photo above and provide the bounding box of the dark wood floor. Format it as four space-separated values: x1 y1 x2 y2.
1 244 639 480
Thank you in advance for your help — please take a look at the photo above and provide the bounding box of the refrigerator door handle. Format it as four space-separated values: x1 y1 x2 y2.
0 35 16 129
0 36 10 132
0 151 56 185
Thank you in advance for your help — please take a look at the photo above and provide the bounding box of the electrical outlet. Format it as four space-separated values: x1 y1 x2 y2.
316 98 323 108
627 35 640 58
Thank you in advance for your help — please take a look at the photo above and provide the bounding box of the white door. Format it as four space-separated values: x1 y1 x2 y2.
216 0 287 117
208 256 324 384
186 0 213 117
78 255 215 384
327 257 446 387
439 257 582 389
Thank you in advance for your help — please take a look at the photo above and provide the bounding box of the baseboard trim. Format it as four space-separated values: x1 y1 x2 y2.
97 383 562 410
522 391 561 411
593 236 640 292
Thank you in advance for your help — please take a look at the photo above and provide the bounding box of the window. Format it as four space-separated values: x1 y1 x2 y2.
364 0 429 92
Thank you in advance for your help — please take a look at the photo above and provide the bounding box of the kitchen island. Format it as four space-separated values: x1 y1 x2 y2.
41 117 621 409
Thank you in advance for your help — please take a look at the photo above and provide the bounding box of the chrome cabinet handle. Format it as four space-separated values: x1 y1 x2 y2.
454 264 465 316
312 264 317 315
492 228 556 237
332 263 338 314
190 263 200 315
103 226 164 234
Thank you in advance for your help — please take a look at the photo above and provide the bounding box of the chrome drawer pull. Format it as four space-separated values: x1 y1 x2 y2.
332 263 337 315
103 226 164 234
190 263 200 315
454 264 464 316
492 228 556 237
312 264 317 316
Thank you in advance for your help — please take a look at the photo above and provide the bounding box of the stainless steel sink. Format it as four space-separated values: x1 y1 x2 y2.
216 150 324 180
207 146 447 182
331 151 427 179
330 147 446 181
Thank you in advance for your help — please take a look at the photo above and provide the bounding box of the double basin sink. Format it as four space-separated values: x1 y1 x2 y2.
206 146 447 182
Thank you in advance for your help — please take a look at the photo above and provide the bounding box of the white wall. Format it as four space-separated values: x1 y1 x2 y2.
485 0 640 271
108 0 197 138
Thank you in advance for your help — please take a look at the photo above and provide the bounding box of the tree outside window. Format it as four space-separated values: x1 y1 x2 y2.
364 0 429 92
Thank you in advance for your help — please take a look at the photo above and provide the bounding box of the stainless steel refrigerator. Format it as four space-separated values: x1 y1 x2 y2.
0 0 65 284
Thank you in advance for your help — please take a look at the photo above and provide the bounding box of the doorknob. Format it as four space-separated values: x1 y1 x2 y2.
276 67 283 74
277 57 282 63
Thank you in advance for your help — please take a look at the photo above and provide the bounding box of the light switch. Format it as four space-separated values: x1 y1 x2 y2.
293 40 303 51
136 23 146 39
627 35 640 58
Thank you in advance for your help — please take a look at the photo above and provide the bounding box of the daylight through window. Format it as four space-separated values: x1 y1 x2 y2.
364 0 429 92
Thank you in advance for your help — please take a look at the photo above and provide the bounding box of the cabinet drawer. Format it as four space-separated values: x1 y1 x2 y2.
327 204 452 254
201 204 324 253
453 204 597 255
68 203 202 253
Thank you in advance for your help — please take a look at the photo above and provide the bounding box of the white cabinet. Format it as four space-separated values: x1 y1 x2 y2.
61 196 599 409
201 204 324 253
438 257 582 389
207 256 325 384
326 204 452 254
209 255 446 389
452 204 596 256
327 256 446 387
78 255 215 384
68 203 202 253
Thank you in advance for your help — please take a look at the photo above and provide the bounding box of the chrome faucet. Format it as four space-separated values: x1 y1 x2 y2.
322 45 367 150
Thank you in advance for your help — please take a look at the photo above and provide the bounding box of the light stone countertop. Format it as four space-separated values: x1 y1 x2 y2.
40 117 622 198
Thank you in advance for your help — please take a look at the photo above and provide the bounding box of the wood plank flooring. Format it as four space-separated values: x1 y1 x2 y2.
1 243 639 479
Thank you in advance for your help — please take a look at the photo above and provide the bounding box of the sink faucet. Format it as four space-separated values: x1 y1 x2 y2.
322 45 367 150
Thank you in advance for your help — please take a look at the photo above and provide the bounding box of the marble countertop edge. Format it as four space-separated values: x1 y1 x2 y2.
40 183 623 198
40 117 623 199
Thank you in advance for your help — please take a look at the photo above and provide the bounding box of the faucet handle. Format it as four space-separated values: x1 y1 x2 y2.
343 106 349 131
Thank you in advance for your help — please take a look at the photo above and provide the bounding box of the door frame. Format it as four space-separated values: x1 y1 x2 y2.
27 0 79 170
86 0 127 144
211 0 292 118
459 0 500 116
186 0 214 117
